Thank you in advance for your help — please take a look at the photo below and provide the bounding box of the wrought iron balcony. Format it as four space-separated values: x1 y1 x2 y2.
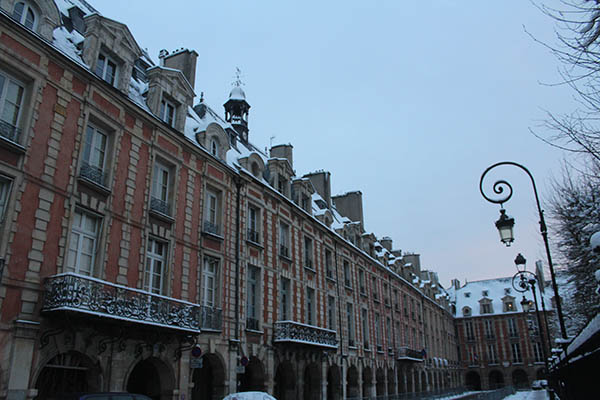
274 320 338 349
203 220 220 235
397 346 424 361
247 228 260 243
79 161 108 187
246 317 260 331
42 273 201 333
150 197 171 216
279 245 289 258
326 269 335 280
304 258 313 270
200 305 222 331
0 119 21 143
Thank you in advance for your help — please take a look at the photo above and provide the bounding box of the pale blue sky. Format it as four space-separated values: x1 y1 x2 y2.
94 0 574 287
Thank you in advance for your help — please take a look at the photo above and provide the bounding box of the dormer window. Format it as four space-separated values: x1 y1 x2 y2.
210 138 219 157
13 2 37 31
96 52 118 86
160 97 177 127
462 306 471 317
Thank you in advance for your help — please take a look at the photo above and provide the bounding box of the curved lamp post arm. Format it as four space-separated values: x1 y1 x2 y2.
480 161 568 343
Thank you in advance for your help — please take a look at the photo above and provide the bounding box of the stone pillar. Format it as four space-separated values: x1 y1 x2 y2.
6 320 40 400
297 362 305 400
321 361 328 400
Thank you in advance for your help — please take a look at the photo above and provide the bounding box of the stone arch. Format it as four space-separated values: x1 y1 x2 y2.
511 368 528 390
34 350 101 399
239 356 265 392
420 370 427 392
465 371 481 391
346 365 359 398
375 367 385 396
303 362 321 400
126 356 175 400
362 366 373 398
274 360 296 400
326 364 341 400
2 0 60 40
488 370 504 389
192 352 226 400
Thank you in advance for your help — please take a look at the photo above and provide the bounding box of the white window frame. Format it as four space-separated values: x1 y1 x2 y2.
145 238 167 294
96 51 119 86
325 249 333 279
343 260 351 288
487 343 498 364
82 124 108 172
327 295 336 330
0 70 25 134
280 277 290 321
246 265 260 323
306 287 315 325
304 236 313 269
12 2 37 31
153 161 171 203
361 308 369 348
279 221 290 257
375 312 382 350
346 302 355 346
484 319 494 338
0 176 12 222
67 209 101 276
247 205 260 242
533 341 544 363
465 320 474 340
160 97 177 127
512 342 522 363
508 317 518 337
202 256 219 308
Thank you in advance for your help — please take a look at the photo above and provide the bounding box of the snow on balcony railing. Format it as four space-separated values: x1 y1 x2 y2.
42 273 201 333
274 320 338 349
397 346 424 361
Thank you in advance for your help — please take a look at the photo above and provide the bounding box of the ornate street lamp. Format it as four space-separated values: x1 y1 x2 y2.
495 209 515 246
480 161 568 344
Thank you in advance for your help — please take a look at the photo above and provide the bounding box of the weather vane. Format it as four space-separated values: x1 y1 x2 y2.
233 67 244 87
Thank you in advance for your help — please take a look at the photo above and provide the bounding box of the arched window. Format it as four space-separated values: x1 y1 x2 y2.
210 138 219 157
462 306 471 316
13 2 37 31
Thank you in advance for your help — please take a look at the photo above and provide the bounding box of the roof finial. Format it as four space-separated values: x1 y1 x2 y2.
233 67 244 87
200 91 204 103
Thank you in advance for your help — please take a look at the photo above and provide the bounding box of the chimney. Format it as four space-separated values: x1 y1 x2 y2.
68 6 86 34
451 279 461 290
304 171 332 208
380 236 392 252
332 191 364 229
164 49 198 89
270 144 293 168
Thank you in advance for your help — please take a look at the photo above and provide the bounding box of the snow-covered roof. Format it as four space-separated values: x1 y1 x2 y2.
450 276 553 318
229 85 246 101
54 0 98 17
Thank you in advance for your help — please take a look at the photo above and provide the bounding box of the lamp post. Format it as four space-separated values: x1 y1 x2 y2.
512 254 553 398
479 161 568 344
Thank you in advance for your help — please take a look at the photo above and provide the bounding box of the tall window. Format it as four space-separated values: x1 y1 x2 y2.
0 177 11 222
359 269 366 294
403 294 408 316
0 70 25 142
202 257 219 308
511 342 522 363
343 260 351 288
487 344 498 364
81 124 108 186
533 342 544 363
96 52 118 86
386 317 392 350
145 238 167 294
279 222 290 258
304 237 313 269
151 161 172 215
481 301 493 314
160 97 176 127
210 138 219 156
465 320 475 341
204 188 221 234
325 249 333 279
247 205 260 243
375 312 382 351
396 321 401 348
508 318 518 337
306 287 315 325
246 265 260 330
469 347 478 365
383 283 390 305
346 302 355 347
361 308 369 349
372 276 378 301
484 319 494 339
12 2 36 30
280 278 290 321
67 210 100 276
327 296 336 330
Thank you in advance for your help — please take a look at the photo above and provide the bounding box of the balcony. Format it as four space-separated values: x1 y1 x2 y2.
274 320 338 349
42 273 200 333
203 220 221 236
150 197 171 217
79 161 108 188
304 258 314 271
397 346 424 362
0 119 21 143
326 268 335 280
200 305 222 331
247 228 260 244
279 245 290 259
246 317 260 331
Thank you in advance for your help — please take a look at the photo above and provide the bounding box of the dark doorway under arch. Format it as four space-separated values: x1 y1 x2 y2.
304 363 320 400
512 369 528 390
192 353 226 400
465 371 481 391
35 351 100 400
326 365 341 400
239 357 265 393
347 366 359 398
127 357 175 400
489 370 504 389
274 361 296 400
362 367 373 398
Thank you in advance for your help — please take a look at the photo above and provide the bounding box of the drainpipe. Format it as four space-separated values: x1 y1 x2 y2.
235 178 242 342
333 240 345 398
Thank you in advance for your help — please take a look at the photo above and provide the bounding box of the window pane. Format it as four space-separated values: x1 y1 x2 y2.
25 8 35 29
12 3 24 23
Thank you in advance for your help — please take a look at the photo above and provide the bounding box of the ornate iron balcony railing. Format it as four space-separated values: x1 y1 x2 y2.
247 228 260 243
150 197 171 216
274 320 337 349
397 346 424 361
200 305 222 330
80 161 107 187
246 317 260 331
42 273 201 333
0 119 21 143
203 220 220 236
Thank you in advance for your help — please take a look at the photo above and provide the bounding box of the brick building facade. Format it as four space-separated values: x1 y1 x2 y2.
0 2 460 399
